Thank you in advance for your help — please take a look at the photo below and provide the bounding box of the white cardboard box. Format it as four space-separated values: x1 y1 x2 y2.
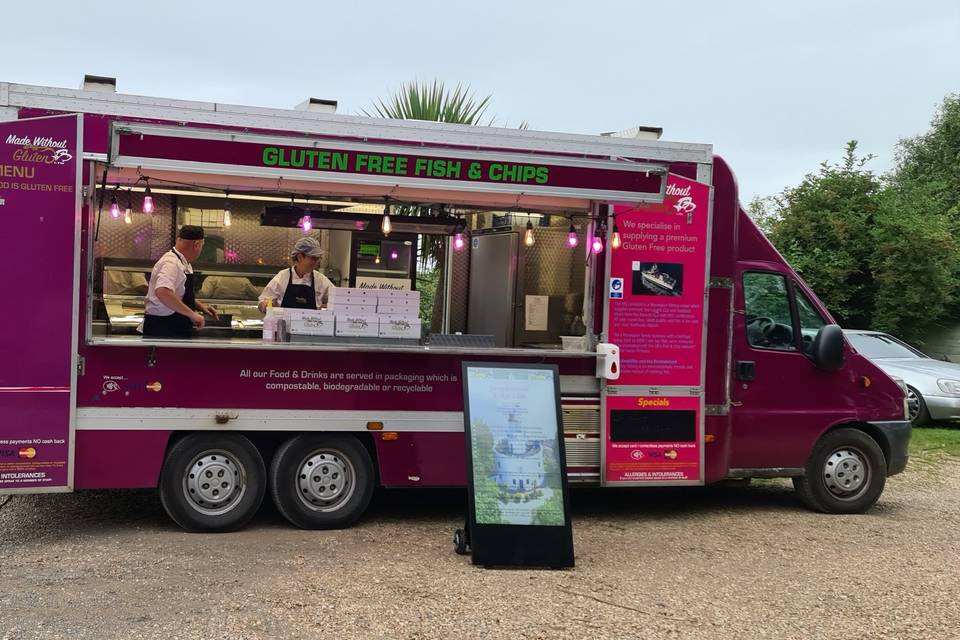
289 316 335 337
327 287 376 301
376 289 420 302
327 302 378 315
326 294 374 307
378 315 422 339
334 314 379 337
377 303 419 316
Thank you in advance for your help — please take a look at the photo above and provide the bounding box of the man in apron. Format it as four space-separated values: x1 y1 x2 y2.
258 236 335 311
143 225 219 338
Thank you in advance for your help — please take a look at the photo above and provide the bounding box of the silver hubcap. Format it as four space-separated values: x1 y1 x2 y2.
906 389 921 422
822 448 869 499
183 450 246 515
297 449 355 512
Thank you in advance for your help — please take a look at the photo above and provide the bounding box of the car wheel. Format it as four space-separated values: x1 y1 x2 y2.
793 427 886 514
269 434 375 530
158 433 267 533
906 386 930 427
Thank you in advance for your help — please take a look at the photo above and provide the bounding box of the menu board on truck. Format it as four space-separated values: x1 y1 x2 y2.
461 363 574 568
604 174 711 485
0 115 81 493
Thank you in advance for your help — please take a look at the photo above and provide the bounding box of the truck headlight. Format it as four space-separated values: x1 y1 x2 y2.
937 379 960 396
890 377 910 420
890 376 908 396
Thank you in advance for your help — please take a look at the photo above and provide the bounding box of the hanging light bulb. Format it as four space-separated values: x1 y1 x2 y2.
592 223 604 254
109 191 120 219
611 222 621 250
223 191 232 227
142 179 154 214
524 220 535 246
382 202 392 236
124 190 133 220
390 249 399 260
567 222 579 248
453 231 465 251
123 209 132 225
374 254 381 265
301 215 313 233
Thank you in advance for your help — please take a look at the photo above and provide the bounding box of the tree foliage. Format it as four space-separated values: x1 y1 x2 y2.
764 96 960 343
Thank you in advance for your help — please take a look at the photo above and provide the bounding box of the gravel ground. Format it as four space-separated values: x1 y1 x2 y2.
1 460 958 640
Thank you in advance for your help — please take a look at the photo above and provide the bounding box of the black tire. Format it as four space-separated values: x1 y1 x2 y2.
158 433 267 533
453 529 469 555
269 434 375 530
793 427 886 514
906 386 930 427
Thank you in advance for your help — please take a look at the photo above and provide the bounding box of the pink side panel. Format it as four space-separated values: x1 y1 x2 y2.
74 430 171 489
374 432 466 487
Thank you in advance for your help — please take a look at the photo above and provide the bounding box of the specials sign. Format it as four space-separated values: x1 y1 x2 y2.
111 124 667 201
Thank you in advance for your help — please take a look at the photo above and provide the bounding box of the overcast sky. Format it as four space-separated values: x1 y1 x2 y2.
2 1 957 201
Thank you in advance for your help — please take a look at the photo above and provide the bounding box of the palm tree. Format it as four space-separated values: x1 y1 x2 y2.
364 80 520 330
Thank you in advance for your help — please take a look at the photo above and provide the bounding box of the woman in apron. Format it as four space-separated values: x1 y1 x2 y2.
258 236 335 311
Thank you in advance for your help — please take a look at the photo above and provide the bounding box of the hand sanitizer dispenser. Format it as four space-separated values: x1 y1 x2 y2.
596 343 620 380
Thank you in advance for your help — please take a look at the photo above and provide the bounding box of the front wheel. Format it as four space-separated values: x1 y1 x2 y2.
269 434 375 529
793 428 886 514
906 386 930 427
158 433 267 532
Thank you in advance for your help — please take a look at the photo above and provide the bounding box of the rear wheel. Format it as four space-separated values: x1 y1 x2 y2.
793 428 886 514
158 433 266 532
269 434 375 529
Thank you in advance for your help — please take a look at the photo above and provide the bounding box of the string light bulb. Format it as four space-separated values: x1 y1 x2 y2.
524 220 535 247
382 202 392 236
374 254 381 265
223 191 232 227
390 249 399 260
124 190 133 221
567 222 578 248
142 179 154 214
592 223 604 254
611 222 621 249
453 231 465 251
109 191 120 219
123 209 132 224
301 215 313 233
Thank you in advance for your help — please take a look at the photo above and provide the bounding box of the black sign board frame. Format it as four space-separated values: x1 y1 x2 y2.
460 362 575 568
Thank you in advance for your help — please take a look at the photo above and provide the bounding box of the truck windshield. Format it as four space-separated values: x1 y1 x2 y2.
845 333 925 359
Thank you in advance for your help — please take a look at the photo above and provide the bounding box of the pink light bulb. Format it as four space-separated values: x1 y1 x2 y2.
592 236 603 254
453 232 465 251
109 196 120 219
390 250 399 260
567 227 578 248
301 215 312 233
142 194 154 214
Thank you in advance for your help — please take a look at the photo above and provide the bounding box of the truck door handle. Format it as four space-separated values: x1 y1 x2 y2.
736 361 756 381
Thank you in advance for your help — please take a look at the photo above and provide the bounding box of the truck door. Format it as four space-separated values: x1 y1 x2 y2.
728 267 855 471
601 174 713 486
0 114 82 494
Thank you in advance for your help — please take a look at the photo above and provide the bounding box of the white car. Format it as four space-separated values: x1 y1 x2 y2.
844 330 960 426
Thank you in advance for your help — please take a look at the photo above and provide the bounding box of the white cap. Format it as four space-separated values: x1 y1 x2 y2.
291 236 323 259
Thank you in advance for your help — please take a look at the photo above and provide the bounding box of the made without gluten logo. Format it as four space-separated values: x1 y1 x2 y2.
5 133 73 166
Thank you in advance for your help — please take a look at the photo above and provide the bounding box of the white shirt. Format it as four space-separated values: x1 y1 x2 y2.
145 249 193 316
259 268 335 309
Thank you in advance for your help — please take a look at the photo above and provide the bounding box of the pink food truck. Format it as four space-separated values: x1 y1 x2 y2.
0 76 910 532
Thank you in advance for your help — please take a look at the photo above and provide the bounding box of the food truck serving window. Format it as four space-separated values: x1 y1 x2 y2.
88 183 596 355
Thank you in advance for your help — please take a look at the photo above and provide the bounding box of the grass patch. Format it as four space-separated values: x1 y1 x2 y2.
909 425 960 464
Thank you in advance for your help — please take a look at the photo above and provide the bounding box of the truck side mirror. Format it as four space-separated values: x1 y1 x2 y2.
810 324 844 371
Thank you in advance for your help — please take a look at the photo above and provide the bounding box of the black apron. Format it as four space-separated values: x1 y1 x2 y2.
280 267 317 309
143 250 197 338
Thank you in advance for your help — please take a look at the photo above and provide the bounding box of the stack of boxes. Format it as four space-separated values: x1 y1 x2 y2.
265 287 421 342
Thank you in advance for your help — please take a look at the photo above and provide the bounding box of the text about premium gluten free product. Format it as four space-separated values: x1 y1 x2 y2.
239 368 457 394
